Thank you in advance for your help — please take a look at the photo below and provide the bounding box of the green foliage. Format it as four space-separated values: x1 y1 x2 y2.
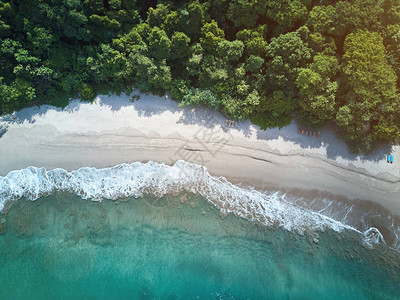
180 88 220 110
78 82 95 100
250 89 294 129
260 90 295 116
185 1 206 39
24 20 55 57
296 54 338 128
245 55 264 74
169 79 190 101
87 44 128 84
148 27 171 59
382 24 400 80
250 112 291 130
236 28 267 57
198 55 229 87
307 5 335 34
1 0 400 152
128 52 172 94
90 15 121 31
227 0 259 29
333 0 384 37
200 20 225 53
266 0 308 30
221 90 261 120
216 40 244 62
186 43 204 77
171 32 191 59
266 30 312 96
146 4 170 28
337 30 400 148
0 77 36 114
342 31 397 102
112 28 145 54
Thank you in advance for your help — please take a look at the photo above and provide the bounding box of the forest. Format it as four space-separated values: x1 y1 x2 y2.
0 0 400 153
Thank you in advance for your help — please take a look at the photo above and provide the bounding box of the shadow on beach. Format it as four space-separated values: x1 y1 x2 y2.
0 91 393 163
251 121 392 162
174 99 392 162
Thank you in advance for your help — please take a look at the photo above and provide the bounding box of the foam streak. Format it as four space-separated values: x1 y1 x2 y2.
0 160 385 245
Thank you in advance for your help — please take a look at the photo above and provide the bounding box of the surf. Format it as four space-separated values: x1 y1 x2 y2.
0 160 395 249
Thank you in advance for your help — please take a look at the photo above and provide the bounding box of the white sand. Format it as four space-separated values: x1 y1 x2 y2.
1 91 400 213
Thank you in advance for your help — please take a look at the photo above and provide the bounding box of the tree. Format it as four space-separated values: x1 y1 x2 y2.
169 79 190 101
146 4 170 28
186 43 204 77
265 30 312 96
200 20 225 54
227 0 258 29
1 0 399 153
250 90 294 129
236 28 267 57
337 30 399 150
87 44 129 84
148 27 171 60
171 31 191 59
24 19 55 57
182 1 206 40
382 24 400 81
78 82 95 100
180 88 220 109
245 55 264 74
216 40 244 62
306 5 335 35
266 0 308 30
296 57 338 128
261 90 295 117
112 27 146 54
0 77 36 114
333 0 384 37
198 55 228 87
382 0 400 25
164 11 180 36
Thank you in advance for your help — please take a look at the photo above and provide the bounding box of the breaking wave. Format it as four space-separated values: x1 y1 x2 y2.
0 160 391 248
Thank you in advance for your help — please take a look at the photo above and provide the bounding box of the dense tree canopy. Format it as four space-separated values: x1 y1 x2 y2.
1 0 400 152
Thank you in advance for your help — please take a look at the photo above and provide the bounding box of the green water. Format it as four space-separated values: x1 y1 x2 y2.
0 192 399 299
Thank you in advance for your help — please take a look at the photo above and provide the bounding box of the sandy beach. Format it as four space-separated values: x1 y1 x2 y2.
1 91 400 214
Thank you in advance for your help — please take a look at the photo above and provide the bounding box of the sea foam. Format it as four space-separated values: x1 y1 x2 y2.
0 160 385 245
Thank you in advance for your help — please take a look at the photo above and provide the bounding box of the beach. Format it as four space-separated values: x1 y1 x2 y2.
1 91 400 298
0 91 399 214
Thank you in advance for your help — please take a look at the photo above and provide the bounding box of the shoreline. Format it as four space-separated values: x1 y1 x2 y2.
1 91 399 214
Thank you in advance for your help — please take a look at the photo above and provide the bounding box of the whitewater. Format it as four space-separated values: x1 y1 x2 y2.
0 160 390 248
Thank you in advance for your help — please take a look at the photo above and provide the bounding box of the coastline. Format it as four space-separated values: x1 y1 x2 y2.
1 91 399 214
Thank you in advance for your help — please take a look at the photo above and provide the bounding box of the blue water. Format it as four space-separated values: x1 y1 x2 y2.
0 192 399 299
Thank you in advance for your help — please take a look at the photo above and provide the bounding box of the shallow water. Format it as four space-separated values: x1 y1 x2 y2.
0 192 399 299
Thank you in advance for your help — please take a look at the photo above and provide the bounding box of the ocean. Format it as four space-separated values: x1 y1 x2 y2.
0 161 399 299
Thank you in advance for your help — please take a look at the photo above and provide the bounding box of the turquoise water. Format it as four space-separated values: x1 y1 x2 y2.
0 192 399 299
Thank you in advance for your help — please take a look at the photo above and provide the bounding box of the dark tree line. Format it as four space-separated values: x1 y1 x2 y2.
1 0 400 153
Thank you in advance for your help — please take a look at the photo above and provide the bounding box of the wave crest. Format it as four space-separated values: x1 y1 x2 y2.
0 160 384 243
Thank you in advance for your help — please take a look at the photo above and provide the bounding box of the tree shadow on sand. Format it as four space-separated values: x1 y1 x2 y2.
177 102 392 163
253 120 392 162
0 91 394 164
